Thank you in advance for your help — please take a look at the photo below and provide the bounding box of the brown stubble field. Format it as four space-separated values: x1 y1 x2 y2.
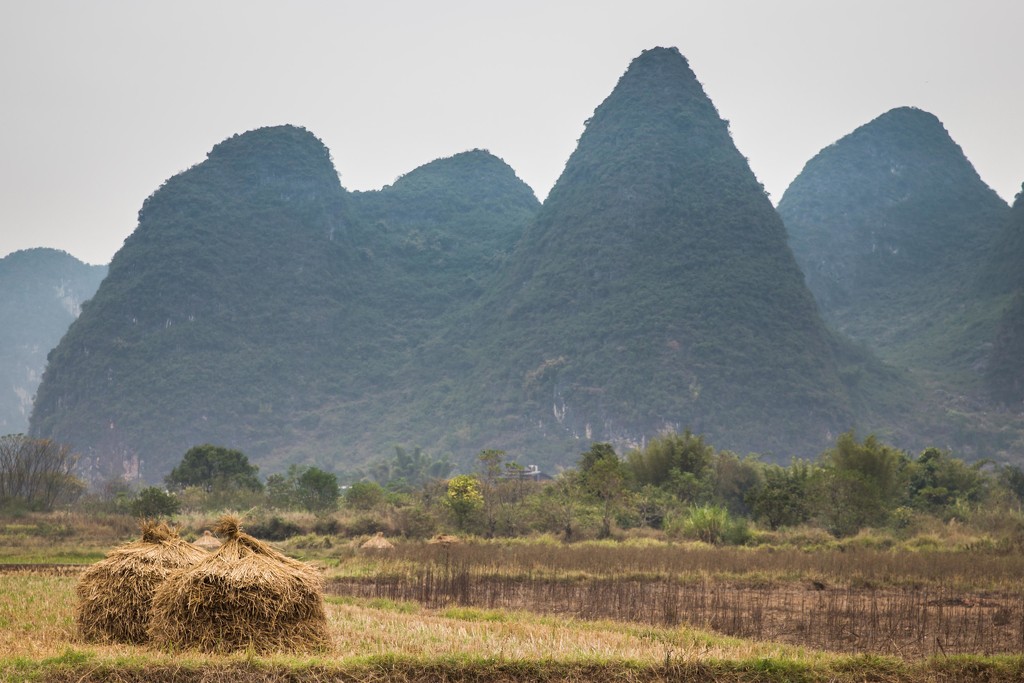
322 541 1024 657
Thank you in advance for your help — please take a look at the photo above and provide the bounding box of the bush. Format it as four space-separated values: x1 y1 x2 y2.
128 487 181 517
344 481 387 511
313 516 341 535
393 505 438 539
667 505 749 545
246 515 304 541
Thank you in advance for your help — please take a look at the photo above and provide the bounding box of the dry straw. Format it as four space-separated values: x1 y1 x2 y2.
193 529 222 552
74 520 208 644
148 514 330 653
360 532 394 550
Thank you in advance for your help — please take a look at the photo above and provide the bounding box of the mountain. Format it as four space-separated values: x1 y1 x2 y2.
778 107 1010 378
305 150 540 465
30 49 935 481
29 127 538 481
438 47 881 462
349 150 539 334
0 248 106 435
987 185 1024 404
30 126 369 481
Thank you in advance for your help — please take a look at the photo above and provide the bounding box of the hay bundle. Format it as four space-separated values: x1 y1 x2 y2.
428 534 461 546
193 530 222 552
75 520 207 644
360 532 394 550
148 515 330 653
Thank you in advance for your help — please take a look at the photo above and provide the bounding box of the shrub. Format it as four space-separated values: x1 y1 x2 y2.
667 505 749 545
128 487 181 518
246 515 304 541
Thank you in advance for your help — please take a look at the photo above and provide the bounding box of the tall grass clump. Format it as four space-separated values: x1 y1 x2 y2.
667 505 751 545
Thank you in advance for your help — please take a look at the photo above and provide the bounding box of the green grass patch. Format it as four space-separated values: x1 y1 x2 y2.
7 654 1024 682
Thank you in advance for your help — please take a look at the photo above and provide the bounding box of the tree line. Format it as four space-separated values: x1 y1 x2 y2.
5 431 1024 544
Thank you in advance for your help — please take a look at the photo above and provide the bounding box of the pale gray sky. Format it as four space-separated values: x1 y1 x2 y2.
2 1 1021 265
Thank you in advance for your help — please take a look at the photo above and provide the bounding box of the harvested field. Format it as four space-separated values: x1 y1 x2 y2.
3 573 1024 683
325 552 1024 658
0 563 86 576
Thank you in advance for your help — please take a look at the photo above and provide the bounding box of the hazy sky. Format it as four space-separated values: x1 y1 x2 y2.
2 1 1021 265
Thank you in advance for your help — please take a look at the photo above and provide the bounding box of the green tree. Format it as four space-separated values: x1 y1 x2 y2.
165 444 262 493
296 466 340 512
710 451 762 515
813 432 909 536
373 446 454 491
632 484 677 529
265 465 340 512
476 449 513 537
526 471 581 540
265 471 296 509
907 447 987 514
748 461 813 530
445 474 484 531
344 480 387 511
128 486 181 517
578 443 629 538
626 431 714 503
999 464 1024 506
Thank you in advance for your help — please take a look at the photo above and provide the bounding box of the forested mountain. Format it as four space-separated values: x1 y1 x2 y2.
0 248 106 435
435 46 896 462
987 185 1024 404
28 127 539 481
349 150 539 333
30 50 978 482
30 126 371 481
778 107 1010 377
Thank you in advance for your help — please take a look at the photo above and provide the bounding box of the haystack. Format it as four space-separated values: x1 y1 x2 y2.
360 532 394 550
428 534 461 546
148 515 330 653
75 520 208 644
193 530 222 552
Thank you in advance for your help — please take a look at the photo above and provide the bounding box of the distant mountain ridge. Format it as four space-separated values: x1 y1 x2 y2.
0 248 106 435
778 107 1023 459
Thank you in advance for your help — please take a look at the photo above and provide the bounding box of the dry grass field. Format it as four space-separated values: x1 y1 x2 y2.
5 514 1024 680
2 557 1024 681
